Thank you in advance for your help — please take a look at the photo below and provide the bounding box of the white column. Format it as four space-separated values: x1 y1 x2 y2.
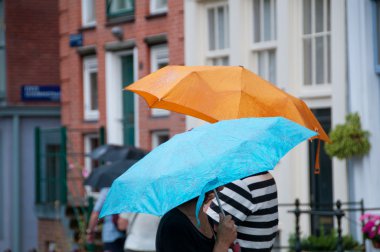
331 0 348 208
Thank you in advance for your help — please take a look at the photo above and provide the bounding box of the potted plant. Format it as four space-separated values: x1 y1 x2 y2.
288 230 363 251
360 213 380 249
324 113 370 160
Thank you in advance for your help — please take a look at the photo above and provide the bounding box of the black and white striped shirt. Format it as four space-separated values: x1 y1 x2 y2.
207 172 278 252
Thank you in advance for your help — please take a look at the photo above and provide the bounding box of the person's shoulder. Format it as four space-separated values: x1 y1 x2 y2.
160 209 190 231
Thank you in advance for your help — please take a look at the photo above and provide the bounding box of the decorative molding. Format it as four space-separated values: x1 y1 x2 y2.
76 45 97 56
104 40 136 52
0 106 61 117
144 33 168 46
145 12 167 20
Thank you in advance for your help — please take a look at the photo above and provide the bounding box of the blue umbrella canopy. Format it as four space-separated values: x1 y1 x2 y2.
100 117 317 218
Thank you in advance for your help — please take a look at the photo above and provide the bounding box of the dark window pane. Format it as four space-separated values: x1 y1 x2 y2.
45 145 61 203
208 9 215 50
315 36 324 84
315 0 324 33
327 35 331 83
268 49 276 83
303 38 312 85
109 0 133 15
217 6 225 49
327 0 331 31
303 0 312 34
90 72 98 110
263 0 271 41
253 0 261 42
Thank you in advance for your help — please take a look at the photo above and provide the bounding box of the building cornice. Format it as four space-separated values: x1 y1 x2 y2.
0 106 61 117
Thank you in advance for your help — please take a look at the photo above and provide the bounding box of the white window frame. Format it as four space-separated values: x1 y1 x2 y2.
151 130 169 148
84 134 99 174
249 0 277 84
83 56 99 121
150 44 170 117
301 0 331 87
150 0 168 15
81 0 96 27
205 1 230 65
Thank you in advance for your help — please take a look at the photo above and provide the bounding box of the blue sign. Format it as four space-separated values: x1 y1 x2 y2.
21 85 60 102
69 33 83 47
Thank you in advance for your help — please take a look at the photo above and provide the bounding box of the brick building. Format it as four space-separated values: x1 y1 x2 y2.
35 0 185 250
0 0 61 251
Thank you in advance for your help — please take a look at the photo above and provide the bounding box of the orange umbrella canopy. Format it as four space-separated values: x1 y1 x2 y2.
126 65 330 143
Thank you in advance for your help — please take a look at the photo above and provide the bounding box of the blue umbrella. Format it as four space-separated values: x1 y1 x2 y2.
100 117 317 219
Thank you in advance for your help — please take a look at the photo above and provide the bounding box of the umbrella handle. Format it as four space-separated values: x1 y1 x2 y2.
213 189 241 252
213 189 225 217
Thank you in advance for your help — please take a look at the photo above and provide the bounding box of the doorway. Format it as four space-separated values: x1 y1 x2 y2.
121 55 134 146
309 108 333 235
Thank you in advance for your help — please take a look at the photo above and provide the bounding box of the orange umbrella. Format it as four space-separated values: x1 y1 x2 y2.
126 65 330 172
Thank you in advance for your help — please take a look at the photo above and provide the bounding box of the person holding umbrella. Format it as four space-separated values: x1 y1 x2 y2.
207 172 278 251
156 188 238 252
99 118 318 252
86 187 126 252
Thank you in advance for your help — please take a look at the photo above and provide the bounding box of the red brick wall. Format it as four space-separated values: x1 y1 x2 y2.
59 0 185 151
38 219 70 252
5 0 60 106
51 0 186 248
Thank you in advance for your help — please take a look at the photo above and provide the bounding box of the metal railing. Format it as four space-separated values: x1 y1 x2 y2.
280 199 380 252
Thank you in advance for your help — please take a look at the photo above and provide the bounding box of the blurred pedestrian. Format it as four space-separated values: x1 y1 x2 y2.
118 213 160 252
86 187 126 252
207 172 278 252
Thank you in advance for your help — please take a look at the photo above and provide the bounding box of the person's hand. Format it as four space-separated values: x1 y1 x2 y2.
214 214 237 251
86 230 94 244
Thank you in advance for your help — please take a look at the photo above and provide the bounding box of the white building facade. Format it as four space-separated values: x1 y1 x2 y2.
185 0 355 248
346 0 380 251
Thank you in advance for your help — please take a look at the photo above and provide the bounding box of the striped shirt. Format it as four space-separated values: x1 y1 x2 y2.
207 172 278 252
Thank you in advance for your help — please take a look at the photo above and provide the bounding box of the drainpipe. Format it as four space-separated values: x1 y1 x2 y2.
12 114 20 251
345 0 359 241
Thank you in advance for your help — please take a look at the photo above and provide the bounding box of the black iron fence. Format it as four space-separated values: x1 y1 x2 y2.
276 199 380 252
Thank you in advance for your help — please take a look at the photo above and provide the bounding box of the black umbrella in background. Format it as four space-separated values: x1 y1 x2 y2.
87 144 146 163
84 159 138 190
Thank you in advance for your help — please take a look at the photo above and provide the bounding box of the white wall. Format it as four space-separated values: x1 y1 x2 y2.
185 0 350 246
346 0 380 248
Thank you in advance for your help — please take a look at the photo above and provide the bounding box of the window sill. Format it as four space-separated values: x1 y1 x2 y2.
35 203 66 219
150 114 170 119
106 15 135 26
145 12 167 20
79 25 96 32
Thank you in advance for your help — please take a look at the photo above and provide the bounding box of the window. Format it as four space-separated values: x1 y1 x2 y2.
150 44 170 117
302 0 331 85
84 134 100 175
374 0 380 73
251 0 277 84
42 144 61 203
107 0 134 18
0 0 5 100
150 0 168 14
83 57 99 121
206 3 230 65
151 130 169 148
82 0 96 27
35 128 67 205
